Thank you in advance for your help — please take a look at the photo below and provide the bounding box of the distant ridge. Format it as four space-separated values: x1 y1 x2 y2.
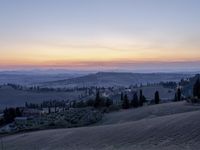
39 72 193 88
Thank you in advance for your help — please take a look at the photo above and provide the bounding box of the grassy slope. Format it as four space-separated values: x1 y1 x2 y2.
97 101 200 125
2 101 200 150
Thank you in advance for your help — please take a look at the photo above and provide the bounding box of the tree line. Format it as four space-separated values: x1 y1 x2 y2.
120 89 161 109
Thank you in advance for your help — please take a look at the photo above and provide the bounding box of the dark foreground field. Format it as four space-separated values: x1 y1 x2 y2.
2 101 200 150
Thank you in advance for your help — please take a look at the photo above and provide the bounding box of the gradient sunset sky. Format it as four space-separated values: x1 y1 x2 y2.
0 0 200 72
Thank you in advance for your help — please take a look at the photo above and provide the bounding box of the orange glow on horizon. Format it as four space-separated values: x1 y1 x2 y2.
1 38 200 69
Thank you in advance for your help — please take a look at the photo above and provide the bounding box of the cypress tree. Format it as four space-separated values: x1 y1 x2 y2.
122 94 129 109
121 92 124 101
94 89 102 108
131 93 139 108
174 93 177 102
193 77 200 99
154 91 160 104
139 90 143 106
177 88 181 101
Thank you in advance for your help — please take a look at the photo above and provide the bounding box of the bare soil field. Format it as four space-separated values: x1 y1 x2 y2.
2 101 200 150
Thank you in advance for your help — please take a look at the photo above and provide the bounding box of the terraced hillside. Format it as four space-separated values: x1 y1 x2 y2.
2 101 200 150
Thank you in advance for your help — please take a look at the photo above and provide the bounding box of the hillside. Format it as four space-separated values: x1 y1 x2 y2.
97 101 200 125
0 86 85 109
0 84 175 109
39 72 193 88
3 101 200 150
0 71 83 85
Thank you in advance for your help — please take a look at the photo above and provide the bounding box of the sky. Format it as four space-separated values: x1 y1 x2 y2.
0 0 200 72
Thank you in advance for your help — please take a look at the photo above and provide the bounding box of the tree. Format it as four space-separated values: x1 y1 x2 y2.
154 91 160 104
48 101 53 113
121 92 124 101
105 98 113 107
94 90 103 108
122 94 129 109
15 107 22 117
3 107 22 124
193 77 200 99
177 88 181 101
139 90 144 106
131 93 139 108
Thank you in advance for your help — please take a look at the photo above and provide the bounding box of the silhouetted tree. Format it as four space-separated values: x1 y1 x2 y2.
139 90 144 106
193 77 200 99
15 108 21 117
121 92 124 101
131 93 139 108
177 88 181 101
122 94 129 109
154 91 160 104
3 107 22 124
94 90 103 108
105 98 113 107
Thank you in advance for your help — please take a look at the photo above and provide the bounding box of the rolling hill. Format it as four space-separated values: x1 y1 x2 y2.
0 86 85 109
2 101 200 150
39 72 193 88
0 71 83 85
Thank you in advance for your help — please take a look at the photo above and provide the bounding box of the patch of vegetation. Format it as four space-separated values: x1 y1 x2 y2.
13 108 102 132
0 108 22 126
